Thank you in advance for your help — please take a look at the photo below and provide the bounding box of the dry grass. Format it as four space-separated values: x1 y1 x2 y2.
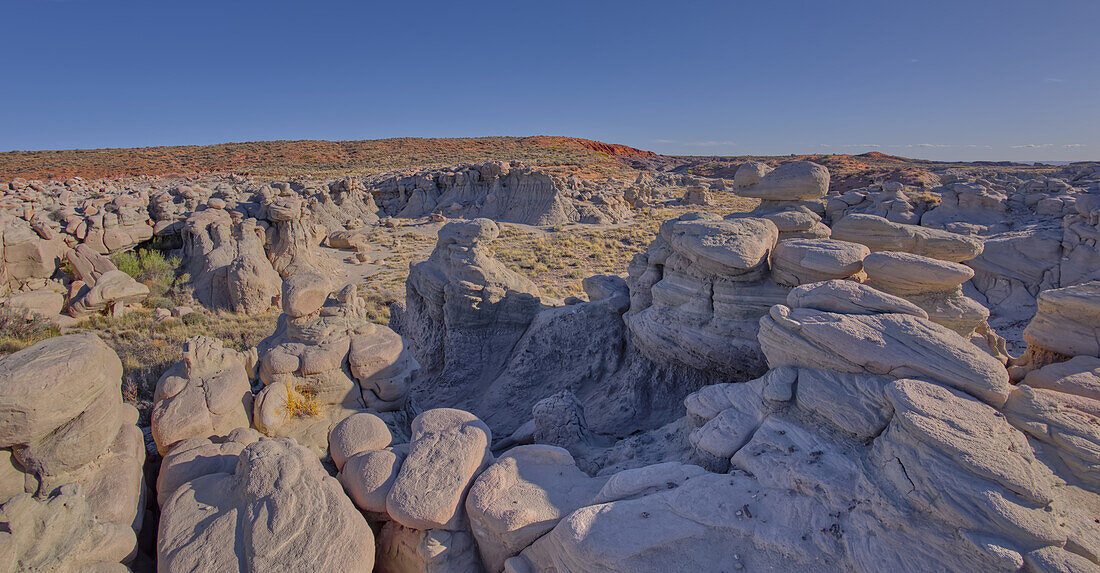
351 190 759 304
0 308 61 354
73 308 277 424
909 190 943 209
284 384 322 417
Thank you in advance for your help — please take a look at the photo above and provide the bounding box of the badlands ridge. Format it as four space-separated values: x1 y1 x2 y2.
0 143 1098 572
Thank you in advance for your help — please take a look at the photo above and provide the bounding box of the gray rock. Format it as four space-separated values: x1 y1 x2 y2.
737 161 830 201
158 437 375 572
387 408 493 530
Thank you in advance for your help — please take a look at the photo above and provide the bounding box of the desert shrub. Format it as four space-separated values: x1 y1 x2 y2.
0 308 60 354
111 251 142 278
181 312 207 326
111 248 180 284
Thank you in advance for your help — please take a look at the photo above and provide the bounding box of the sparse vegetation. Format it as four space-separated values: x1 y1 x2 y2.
74 307 277 424
0 308 60 354
284 384 322 417
110 247 187 308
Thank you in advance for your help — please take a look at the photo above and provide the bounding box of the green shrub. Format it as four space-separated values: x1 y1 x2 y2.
110 248 181 284
111 251 141 278
181 312 207 326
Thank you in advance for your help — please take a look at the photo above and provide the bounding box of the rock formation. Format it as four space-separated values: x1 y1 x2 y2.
625 212 784 378
0 334 145 571
151 336 255 454
65 244 149 317
181 206 281 315
5 158 1100 573
368 162 630 226
158 437 375 572
252 279 418 454
732 161 832 240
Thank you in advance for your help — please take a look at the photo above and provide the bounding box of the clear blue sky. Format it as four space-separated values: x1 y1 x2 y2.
2 0 1097 161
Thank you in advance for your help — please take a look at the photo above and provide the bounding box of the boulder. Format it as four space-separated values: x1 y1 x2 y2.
151 336 254 454
387 408 493 530
1023 282 1100 357
328 412 392 471
770 238 869 286
466 445 606 572
786 280 927 318
863 251 974 295
65 245 149 317
831 214 983 262
158 437 375 572
732 161 773 189
339 446 406 516
3 289 64 318
737 161 829 200
0 334 144 570
760 305 1011 406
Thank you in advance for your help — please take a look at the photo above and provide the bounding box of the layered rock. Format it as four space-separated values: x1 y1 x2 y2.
158 437 375 572
0 334 145 570
1023 281 1100 358
369 162 630 226
509 279 1097 572
824 182 924 225
0 213 64 294
831 213 984 262
863 251 991 338
770 238 869 287
625 212 784 378
264 194 338 278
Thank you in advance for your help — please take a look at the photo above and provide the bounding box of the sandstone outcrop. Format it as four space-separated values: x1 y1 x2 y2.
863 250 990 338
737 161 829 201
508 276 1096 572
832 213 984 262
158 437 375 572
181 207 281 315
253 282 418 453
369 162 630 226
466 445 605 572
732 160 772 189
0 214 64 294
625 212 783 378
732 161 832 240
770 238 869 287
151 336 255 454
0 334 145 571
1023 281 1100 357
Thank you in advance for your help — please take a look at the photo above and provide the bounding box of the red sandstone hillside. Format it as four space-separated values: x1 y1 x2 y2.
0 136 1056 187
0 136 653 181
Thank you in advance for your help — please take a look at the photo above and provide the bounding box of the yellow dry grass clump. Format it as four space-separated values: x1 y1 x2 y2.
284 384 322 417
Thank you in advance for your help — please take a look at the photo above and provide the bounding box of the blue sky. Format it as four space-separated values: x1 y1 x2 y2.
1 0 1097 161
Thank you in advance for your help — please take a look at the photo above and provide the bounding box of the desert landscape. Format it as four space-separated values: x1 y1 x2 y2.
0 137 1098 572
3 0 1098 570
